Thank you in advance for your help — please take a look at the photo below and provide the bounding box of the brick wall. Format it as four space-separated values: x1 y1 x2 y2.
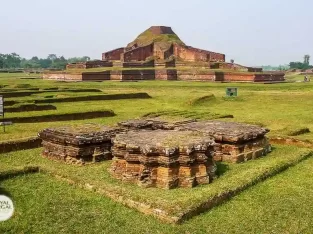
208 52 225 62
82 71 111 81
42 73 83 81
67 61 113 70
210 63 248 71
254 73 285 82
121 70 155 80
173 44 225 63
173 44 208 62
155 70 168 80
110 70 122 80
122 60 155 68
43 70 284 82
103 48 125 61
154 69 177 80
123 44 154 62
216 72 255 82
177 70 215 81
66 63 86 69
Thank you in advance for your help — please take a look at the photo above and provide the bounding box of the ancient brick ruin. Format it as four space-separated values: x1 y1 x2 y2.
110 130 216 189
39 124 121 165
43 25 286 83
66 60 113 70
102 26 225 63
176 121 271 163
42 69 285 82
39 119 271 189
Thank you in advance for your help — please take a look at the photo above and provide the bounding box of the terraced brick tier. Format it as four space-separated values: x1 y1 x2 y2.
176 121 269 143
118 119 197 131
39 124 121 146
39 124 122 165
118 119 173 130
176 121 271 162
110 130 216 189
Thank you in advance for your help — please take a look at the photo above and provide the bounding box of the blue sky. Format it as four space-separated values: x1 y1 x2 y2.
0 0 312 66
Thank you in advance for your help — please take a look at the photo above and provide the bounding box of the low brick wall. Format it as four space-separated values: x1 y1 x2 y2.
254 73 285 82
42 71 285 82
0 137 42 154
42 73 83 81
217 72 255 82
82 71 111 81
155 69 177 80
177 70 215 81
155 70 168 80
121 70 155 80
110 70 122 80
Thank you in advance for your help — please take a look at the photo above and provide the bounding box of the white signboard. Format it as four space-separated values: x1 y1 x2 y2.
0 96 3 116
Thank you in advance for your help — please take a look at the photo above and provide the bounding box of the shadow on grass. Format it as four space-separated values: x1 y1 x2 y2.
0 187 12 197
216 162 230 177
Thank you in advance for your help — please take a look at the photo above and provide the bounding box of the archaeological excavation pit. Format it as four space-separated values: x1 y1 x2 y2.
39 124 121 165
110 130 216 189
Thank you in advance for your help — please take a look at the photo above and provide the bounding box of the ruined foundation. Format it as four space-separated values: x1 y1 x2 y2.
39 124 121 165
176 121 271 163
110 130 216 189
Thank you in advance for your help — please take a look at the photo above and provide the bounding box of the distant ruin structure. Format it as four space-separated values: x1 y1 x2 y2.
43 25 285 82
102 26 225 63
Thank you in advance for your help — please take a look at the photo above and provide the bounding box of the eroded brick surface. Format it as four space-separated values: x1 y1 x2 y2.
110 130 216 189
39 124 121 165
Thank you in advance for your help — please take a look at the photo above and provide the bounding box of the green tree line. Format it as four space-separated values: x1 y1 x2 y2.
0 53 92 70
289 55 312 70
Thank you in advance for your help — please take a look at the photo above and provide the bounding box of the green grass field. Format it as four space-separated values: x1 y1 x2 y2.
1 73 313 233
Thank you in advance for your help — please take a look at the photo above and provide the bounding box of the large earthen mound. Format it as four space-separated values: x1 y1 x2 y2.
127 26 185 49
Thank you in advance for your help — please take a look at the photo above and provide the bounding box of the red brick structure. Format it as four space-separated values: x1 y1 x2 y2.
48 25 286 82
43 70 285 82
172 44 225 62
66 60 113 70
102 26 226 63
102 47 125 61
123 44 154 62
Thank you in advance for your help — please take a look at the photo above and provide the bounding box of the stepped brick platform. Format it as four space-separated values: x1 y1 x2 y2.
110 130 216 189
118 119 173 130
39 124 121 165
176 121 271 163
118 119 197 130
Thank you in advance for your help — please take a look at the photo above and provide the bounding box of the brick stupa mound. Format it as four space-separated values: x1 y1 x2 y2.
39 124 121 165
110 130 216 189
126 26 185 50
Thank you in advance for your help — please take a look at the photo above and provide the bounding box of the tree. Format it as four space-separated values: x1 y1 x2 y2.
304 55 310 65
0 53 94 70
47 54 57 61
230 59 235 64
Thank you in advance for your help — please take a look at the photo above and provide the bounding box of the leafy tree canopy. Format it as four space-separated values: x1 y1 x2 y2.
0 53 94 70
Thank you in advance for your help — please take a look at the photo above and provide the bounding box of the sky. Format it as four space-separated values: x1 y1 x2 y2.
0 0 312 66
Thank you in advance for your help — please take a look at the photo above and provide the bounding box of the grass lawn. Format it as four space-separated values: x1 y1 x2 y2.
0 145 311 222
1 74 313 141
1 73 313 231
2 154 313 233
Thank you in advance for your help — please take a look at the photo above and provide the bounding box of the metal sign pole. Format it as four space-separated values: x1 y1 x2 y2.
0 95 4 132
